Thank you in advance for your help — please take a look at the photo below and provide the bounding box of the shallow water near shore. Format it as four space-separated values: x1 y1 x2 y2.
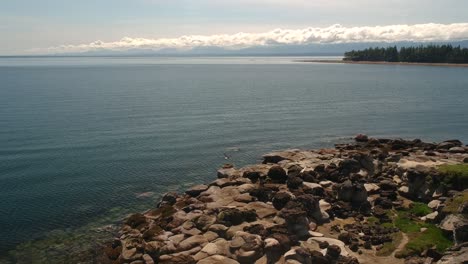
1 56 468 262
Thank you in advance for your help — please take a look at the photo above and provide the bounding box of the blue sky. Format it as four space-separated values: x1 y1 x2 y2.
1 0 468 55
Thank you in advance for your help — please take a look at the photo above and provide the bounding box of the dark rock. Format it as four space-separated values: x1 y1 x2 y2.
160 192 178 206
379 180 398 191
339 159 361 175
406 167 431 200
280 202 310 239
310 250 330 264
318 240 329 249
314 164 326 173
217 208 257 226
287 175 303 189
287 164 304 177
301 170 318 182
269 233 292 252
454 219 468 244
337 180 368 206
296 194 324 222
272 192 292 210
243 171 261 183
263 155 287 164
125 213 147 229
349 242 359 252
355 134 369 142
250 187 273 202
325 244 341 259
437 141 459 150
243 223 266 237
338 232 352 245
185 185 208 197
364 241 372 249
449 147 466 153
268 165 288 183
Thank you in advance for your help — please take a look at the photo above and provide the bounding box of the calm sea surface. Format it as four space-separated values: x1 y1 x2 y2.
0 56 467 258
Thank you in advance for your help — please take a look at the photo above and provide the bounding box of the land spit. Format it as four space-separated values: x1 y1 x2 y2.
296 60 468 68
101 135 468 264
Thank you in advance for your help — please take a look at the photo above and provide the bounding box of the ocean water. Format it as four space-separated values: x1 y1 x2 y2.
0 56 468 259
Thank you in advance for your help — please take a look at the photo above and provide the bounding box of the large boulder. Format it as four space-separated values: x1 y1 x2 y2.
177 235 208 252
338 159 361 175
217 208 257 226
280 202 310 239
268 165 288 183
355 134 369 142
406 167 431 200
337 180 368 205
186 185 209 197
272 192 293 210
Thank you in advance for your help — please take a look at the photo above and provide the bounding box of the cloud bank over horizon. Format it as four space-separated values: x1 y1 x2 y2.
41 23 468 54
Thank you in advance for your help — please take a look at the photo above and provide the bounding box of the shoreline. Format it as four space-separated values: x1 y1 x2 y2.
296 59 468 67
100 135 468 264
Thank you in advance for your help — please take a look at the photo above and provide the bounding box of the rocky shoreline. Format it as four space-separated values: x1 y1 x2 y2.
100 135 468 264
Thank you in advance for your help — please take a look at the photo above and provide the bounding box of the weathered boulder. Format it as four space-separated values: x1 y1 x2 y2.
272 192 293 210
280 202 310 239
287 164 304 177
337 180 368 205
406 167 431 200
208 224 228 238
287 175 303 189
454 220 468 244
217 208 257 226
125 213 147 229
249 187 273 202
217 168 237 179
355 134 369 142
230 231 264 263
243 171 261 183
449 147 466 153
339 159 361 175
193 214 217 232
177 235 208 252
160 192 178 206
296 194 327 223
263 238 282 262
268 165 288 183
186 185 209 197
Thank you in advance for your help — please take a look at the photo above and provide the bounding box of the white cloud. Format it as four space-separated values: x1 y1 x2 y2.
42 23 468 54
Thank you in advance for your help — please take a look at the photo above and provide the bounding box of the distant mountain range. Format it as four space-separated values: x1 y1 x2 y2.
28 40 468 57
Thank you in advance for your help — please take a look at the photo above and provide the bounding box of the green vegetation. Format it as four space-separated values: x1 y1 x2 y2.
408 202 432 217
344 44 468 63
393 210 453 258
438 164 468 190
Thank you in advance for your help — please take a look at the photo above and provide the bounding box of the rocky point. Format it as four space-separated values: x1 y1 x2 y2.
100 135 468 264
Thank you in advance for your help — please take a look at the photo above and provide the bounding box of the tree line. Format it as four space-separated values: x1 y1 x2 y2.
343 45 468 63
